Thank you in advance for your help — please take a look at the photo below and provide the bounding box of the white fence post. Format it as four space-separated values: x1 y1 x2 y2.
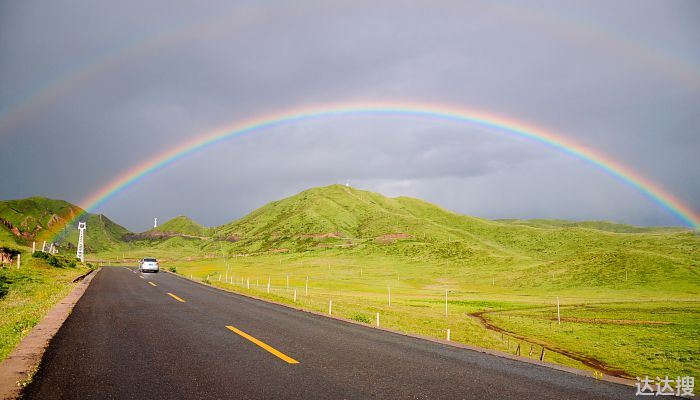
557 297 561 325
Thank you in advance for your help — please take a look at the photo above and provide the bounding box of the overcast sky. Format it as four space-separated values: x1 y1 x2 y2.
1 0 698 231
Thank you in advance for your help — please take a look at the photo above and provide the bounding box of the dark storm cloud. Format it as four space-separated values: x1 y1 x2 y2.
1 0 698 231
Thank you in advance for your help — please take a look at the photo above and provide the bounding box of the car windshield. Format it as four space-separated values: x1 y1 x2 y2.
143 258 157 262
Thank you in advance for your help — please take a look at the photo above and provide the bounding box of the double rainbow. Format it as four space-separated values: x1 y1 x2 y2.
55 102 699 240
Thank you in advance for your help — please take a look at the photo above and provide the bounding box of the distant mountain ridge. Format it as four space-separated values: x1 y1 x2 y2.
124 215 209 241
0 197 129 251
0 187 694 260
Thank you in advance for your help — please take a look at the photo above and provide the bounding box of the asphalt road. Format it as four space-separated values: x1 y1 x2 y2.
23 267 634 399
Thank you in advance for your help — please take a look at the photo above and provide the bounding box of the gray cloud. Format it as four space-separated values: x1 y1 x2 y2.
1 0 698 231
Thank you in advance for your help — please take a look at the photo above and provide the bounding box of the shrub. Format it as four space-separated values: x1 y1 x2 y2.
168 266 177 273
32 251 77 268
0 273 9 299
351 313 372 324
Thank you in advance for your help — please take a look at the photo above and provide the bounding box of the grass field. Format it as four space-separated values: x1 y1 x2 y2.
99 245 698 379
4 185 698 378
0 253 89 361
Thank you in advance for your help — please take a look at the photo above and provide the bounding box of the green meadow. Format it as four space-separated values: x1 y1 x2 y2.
0 251 90 361
105 244 698 379
2 185 698 378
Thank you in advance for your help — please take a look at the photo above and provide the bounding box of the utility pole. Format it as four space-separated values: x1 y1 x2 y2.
76 222 86 262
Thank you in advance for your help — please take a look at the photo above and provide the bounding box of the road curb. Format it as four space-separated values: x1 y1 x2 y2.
164 270 635 388
0 268 100 400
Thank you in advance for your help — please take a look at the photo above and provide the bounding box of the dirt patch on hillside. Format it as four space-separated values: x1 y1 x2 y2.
301 232 342 239
375 233 413 244
469 310 632 379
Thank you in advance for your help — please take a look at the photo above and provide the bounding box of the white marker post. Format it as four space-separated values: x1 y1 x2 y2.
305 276 309 296
17 254 21 269
32 242 35 253
388 287 391 306
328 299 332 315
247 279 250 289
557 297 561 325
447 329 451 341
286 274 289 290
294 289 297 302
267 277 270 293
42 241 46 252
376 312 380 327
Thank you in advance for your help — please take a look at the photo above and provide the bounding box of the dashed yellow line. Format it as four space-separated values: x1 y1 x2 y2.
225 325 299 364
148 281 157 287
167 292 185 302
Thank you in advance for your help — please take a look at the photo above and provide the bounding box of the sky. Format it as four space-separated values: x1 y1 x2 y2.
0 0 698 232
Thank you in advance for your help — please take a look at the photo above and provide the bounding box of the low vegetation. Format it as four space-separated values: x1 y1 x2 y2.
2 185 698 378
0 254 88 361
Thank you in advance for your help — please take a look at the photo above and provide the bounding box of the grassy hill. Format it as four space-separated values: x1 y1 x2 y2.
0 197 130 252
154 216 207 237
206 185 698 293
496 218 687 233
3 186 698 377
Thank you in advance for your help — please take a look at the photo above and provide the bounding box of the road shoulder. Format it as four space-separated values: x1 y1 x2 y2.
0 268 100 400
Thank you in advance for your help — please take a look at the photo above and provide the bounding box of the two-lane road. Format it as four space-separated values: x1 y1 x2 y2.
23 267 633 399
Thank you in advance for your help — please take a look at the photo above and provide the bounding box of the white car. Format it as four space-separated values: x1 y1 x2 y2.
139 258 159 273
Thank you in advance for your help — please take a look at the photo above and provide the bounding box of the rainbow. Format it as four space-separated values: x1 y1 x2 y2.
52 102 699 240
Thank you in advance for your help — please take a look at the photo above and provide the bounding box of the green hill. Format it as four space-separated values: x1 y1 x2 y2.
207 185 698 291
122 216 209 244
0 197 130 252
152 216 207 237
496 218 687 233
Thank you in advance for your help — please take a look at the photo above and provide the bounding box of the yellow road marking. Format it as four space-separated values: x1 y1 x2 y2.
225 325 299 364
139 275 144 279
167 292 185 302
148 282 157 287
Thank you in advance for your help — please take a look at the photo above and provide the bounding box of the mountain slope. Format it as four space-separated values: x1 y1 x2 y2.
124 216 209 242
210 185 698 278
152 216 207 236
0 197 129 251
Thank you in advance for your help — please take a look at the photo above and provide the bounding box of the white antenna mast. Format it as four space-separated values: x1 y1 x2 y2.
76 222 86 262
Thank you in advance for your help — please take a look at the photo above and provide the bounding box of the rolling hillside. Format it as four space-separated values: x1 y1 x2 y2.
205 185 698 293
0 197 129 252
125 216 209 241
